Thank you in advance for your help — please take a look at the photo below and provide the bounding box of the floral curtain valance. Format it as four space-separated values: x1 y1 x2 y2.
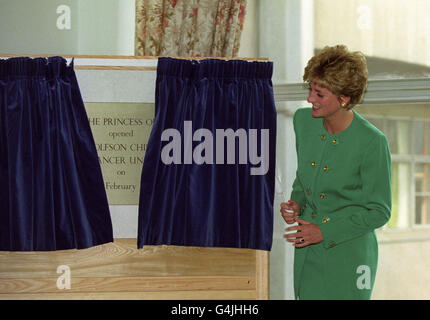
135 0 247 57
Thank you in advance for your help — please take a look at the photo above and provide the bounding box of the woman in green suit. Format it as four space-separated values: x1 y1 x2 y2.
281 45 392 300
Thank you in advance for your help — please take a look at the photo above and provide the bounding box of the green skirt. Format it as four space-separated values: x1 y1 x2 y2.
294 231 378 300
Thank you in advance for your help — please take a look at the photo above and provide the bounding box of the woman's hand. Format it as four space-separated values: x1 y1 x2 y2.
280 200 300 224
284 219 324 248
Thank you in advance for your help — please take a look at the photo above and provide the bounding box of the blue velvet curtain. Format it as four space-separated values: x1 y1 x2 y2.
138 58 276 251
0 57 113 251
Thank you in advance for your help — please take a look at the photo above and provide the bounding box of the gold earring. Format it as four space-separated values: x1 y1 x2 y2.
341 101 348 108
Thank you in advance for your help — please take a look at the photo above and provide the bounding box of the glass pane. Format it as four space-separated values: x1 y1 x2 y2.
314 0 430 79
413 122 430 156
388 162 411 229
415 196 430 225
415 163 430 194
385 119 411 155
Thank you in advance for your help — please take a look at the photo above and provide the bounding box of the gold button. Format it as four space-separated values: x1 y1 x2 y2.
323 166 328 172
329 241 336 248
320 193 325 199
321 135 325 140
306 189 311 195
311 161 316 167
311 212 316 219
323 218 330 223
332 139 337 144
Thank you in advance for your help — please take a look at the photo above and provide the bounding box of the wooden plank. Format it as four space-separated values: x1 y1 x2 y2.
0 276 254 294
0 53 268 61
0 240 256 278
74 65 156 70
0 54 158 59
255 250 269 300
0 290 256 300
0 239 266 300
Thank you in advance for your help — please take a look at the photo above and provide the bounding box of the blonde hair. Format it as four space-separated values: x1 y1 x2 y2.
303 45 368 107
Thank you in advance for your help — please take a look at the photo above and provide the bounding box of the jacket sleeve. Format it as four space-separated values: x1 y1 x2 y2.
319 134 392 249
291 174 305 208
289 110 306 208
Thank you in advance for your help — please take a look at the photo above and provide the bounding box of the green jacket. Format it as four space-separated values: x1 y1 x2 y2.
290 107 392 299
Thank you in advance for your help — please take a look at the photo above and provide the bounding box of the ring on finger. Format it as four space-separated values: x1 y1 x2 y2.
299 238 305 243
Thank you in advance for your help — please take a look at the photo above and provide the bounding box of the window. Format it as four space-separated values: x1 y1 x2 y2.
356 103 430 229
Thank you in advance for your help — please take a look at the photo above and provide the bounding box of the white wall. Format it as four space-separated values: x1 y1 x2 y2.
0 0 78 54
0 0 135 55
77 0 135 55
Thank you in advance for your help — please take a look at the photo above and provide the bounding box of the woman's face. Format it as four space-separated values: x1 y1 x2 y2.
306 79 343 119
